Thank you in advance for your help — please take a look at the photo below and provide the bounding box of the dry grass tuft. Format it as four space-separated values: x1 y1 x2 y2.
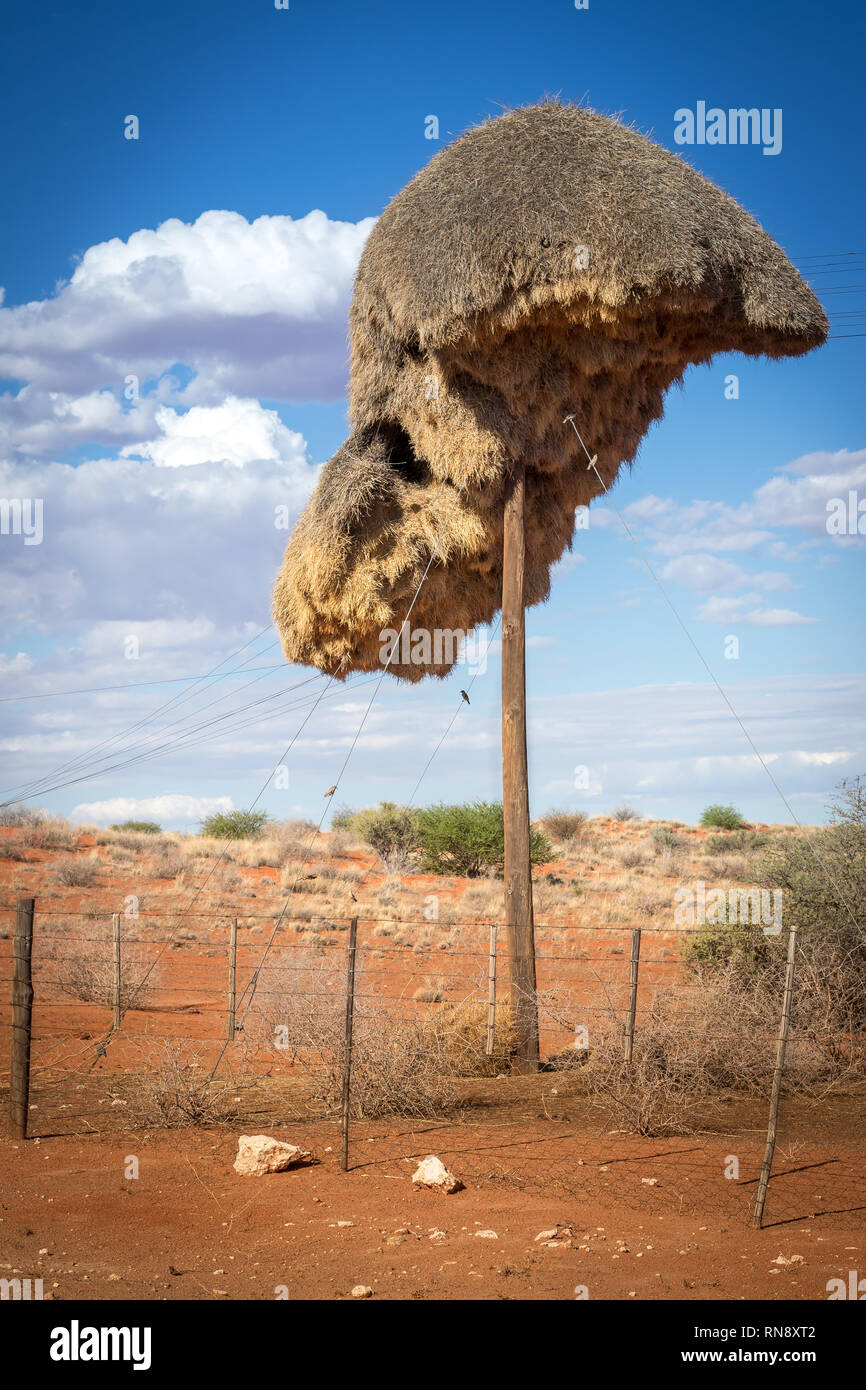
540 810 588 841
52 855 101 887
45 929 161 1011
131 1041 256 1128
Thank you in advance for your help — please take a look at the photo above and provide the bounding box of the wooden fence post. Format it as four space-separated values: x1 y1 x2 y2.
112 912 121 1030
340 917 358 1172
227 918 238 1041
10 898 34 1140
754 924 798 1228
624 927 641 1063
485 923 498 1056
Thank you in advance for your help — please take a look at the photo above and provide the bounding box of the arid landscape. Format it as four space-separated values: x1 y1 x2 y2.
1 809 863 1301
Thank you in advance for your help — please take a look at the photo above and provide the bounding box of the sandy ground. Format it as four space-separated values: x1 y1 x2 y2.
1 819 864 1303
1 1107 864 1302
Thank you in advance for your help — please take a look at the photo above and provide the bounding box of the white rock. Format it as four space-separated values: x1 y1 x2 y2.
411 1155 463 1193
535 1228 559 1242
233 1134 312 1176
475 1229 498 1239
351 1284 373 1298
641 1177 659 1186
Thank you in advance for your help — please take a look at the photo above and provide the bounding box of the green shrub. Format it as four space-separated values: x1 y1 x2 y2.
349 802 420 871
109 820 162 834
200 809 271 840
699 804 747 830
417 800 553 877
682 919 782 977
686 775 866 1023
651 826 682 854
703 829 769 856
330 803 356 831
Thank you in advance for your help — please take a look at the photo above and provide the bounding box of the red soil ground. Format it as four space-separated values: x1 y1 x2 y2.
1 821 864 1301
1 1119 862 1301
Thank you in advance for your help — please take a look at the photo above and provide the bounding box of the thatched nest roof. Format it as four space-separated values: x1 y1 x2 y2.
274 102 826 681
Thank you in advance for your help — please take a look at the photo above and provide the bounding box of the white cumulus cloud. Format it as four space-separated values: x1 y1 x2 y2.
0 209 375 419
696 596 816 626
70 793 234 827
122 396 306 469
0 398 317 634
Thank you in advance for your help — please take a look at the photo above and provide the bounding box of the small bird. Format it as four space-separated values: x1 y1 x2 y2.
350 890 357 903
460 690 471 705
324 784 338 797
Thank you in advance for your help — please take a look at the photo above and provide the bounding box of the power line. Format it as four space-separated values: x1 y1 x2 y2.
407 618 501 807
0 624 277 807
16 648 291 797
206 482 471 1084
4 670 331 803
87 666 346 1069
792 250 866 261
2 633 285 803
563 413 863 940
0 662 288 702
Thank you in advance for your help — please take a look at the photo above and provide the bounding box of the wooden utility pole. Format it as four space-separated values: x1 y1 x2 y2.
502 459 539 1072
754 925 798 1228
10 898 34 1140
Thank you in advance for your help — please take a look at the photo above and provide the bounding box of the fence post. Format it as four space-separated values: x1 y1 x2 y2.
624 927 641 1063
10 898 34 1140
753 924 798 1228
227 918 238 1041
340 917 358 1172
112 912 121 1030
485 923 498 1056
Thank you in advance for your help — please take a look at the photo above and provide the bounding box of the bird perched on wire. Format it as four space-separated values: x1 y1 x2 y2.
324 784 338 797
460 690 470 705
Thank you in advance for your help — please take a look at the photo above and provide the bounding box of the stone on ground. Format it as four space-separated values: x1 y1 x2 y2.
233 1134 312 1176
411 1155 463 1193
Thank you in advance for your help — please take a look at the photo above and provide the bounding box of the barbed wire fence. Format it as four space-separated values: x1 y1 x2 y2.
2 898 863 1231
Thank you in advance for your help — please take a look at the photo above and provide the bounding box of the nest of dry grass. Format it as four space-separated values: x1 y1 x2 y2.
274 102 826 680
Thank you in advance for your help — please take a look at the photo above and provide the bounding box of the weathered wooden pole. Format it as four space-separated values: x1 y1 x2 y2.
10 898 34 1140
227 918 238 1042
485 923 498 1057
624 927 641 1063
502 458 539 1072
340 916 359 1171
754 924 798 1228
112 912 122 1030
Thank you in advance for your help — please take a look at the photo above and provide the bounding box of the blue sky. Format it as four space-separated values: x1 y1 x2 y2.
0 0 863 829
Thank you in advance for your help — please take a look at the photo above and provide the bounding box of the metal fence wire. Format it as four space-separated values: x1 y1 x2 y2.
1 900 864 1231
